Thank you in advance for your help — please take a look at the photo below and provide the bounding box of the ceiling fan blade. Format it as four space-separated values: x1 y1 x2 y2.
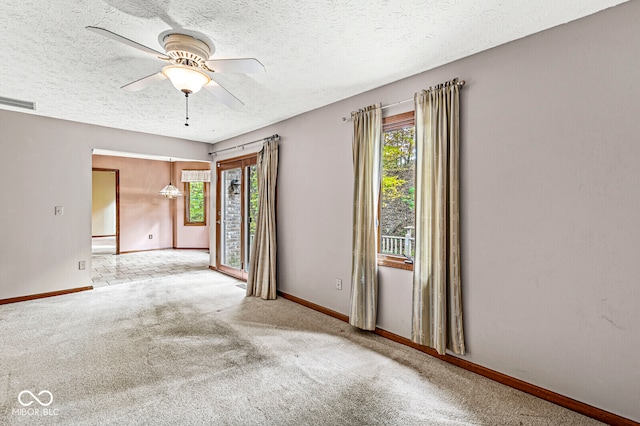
86 26 169 59
121 72 167 92
204 81 244 110
205 58 265 74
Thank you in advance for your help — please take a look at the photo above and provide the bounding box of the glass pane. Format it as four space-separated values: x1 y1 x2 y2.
187 182 205 223
221 168 242 269
380 126 416 257
245 165 258 272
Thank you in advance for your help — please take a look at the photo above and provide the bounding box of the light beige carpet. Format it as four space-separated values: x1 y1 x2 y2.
0 270 602 425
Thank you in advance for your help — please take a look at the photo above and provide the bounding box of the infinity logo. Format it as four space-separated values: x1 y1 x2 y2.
18 390 53 407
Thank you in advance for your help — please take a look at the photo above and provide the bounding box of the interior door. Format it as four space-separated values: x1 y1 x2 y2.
92 168 120 255
216 155 257 280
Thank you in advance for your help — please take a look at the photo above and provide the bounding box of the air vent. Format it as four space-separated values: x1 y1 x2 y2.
0 96 36 111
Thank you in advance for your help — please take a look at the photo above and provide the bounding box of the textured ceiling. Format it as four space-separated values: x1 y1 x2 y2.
0 0 628 143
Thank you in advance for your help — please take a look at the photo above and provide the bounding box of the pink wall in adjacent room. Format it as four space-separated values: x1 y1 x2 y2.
92 155 173 252
173 161 210 249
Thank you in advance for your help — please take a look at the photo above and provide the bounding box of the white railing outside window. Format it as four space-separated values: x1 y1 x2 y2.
381 228 414 257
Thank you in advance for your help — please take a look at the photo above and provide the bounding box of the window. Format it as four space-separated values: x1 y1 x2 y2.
184 181 206 226
378 111 415 270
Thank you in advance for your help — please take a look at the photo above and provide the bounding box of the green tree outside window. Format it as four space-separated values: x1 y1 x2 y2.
185 181 206 225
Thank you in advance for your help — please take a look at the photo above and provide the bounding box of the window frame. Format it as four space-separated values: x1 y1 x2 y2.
184 180 207 226
378 111 415 271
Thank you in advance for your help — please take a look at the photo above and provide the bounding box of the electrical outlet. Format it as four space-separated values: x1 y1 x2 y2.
78 261 86 270
335 278 342 291
149 234 153 239
55 206 64 215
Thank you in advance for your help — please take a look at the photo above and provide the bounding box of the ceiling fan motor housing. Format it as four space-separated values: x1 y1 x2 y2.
163 34 212 68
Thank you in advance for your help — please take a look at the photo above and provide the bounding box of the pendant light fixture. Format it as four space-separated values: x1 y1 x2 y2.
159 159 182 199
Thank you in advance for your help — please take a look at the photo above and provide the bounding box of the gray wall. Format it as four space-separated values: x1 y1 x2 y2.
212 2 640 421
0 112 211 300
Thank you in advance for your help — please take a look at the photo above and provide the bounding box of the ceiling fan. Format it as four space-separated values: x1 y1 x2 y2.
87 26 265 124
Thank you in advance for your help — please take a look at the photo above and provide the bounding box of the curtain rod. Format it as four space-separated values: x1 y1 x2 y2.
341 80 465 122
208 134 280 157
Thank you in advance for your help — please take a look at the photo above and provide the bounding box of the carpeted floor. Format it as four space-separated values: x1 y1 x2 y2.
0 269 602 425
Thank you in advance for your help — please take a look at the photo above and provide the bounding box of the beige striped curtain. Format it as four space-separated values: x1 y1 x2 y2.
247 138 279 300
350 103 382 330
412 79 465 355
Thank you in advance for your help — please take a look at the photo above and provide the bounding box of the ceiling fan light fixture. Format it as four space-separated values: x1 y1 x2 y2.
162 65 210 94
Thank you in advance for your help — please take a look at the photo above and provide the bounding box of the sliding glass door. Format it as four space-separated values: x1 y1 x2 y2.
216 155 257 280
245 163 258 274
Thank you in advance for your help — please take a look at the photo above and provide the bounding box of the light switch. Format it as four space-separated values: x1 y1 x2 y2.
55 206 64 215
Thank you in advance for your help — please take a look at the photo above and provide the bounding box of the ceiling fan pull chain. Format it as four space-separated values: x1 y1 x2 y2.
185 92 190 127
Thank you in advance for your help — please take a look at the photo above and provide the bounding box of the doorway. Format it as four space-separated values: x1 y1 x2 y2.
216 155 257 280
92 168 120 255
